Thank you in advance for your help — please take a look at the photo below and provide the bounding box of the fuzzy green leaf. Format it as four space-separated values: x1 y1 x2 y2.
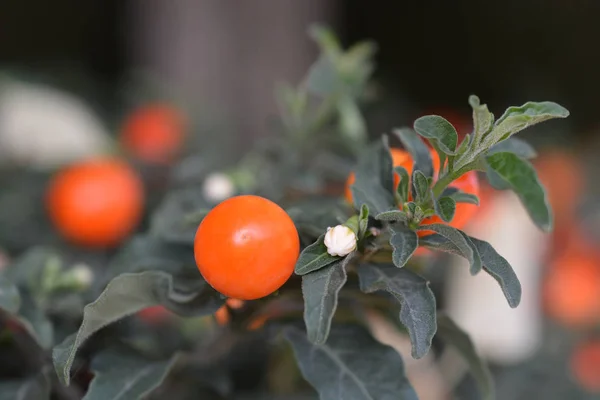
83 348 178 400
419 234 521 307
486 152 552 231
394 166 410 204
285 324 418 400
295 235 340 275
375 210 408 223
488 137 537 159
413 115 458 155
411 170 430 204
434 197 457 223
437 314 494 400
389 224 418 268
442 187 480 206
469 95 494 146
484 101 569 147
0 275 20 314
358 263 436 359
53 271 223 385
417 224 482 275
393 128 434 178
302 256 352 344
350 137 396 214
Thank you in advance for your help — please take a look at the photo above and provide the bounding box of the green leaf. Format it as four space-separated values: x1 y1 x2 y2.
84 348 178 400
18 293 53 349
358 204 369 238
394 166 410 204
393 128 433 178
488 137 536 159
442 187 480 206
434 196 456 223
437 314 494 400
484 101 569 147
357 264 436 359
284 324 418 400
0 370 51 400
413 115 458 155
0 275 20 314
350 137 395 214
486 152 552 231
301 256 352 344
389 224 418 268
375 210 408 223
411 170 430 203
416 224 482 275
419 234 521 307
469 95 494 146
53 270 223 385
295 234 340 275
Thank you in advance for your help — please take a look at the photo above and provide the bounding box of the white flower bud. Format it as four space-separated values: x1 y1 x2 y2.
203 172 235 203
324 225 357 257
71 264 94 287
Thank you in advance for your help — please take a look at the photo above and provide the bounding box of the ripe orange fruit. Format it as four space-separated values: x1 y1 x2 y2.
543 247 600 328
120 104 185 164
194 195 300 300
571 340 600 392
138 305 172 324
46 158 144 248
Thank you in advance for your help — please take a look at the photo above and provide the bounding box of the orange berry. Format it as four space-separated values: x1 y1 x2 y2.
571 340 600 392
214 305 230 326
194 195 300 300
46 158 144 248
226 298 245 309
120 104 185 164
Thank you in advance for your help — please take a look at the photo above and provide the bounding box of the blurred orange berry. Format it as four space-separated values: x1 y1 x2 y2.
571 340 600 392
46 158 144 248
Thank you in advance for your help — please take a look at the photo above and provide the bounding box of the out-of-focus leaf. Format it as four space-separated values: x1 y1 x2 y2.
83 348 178 400
417 224 482 275
295 235 339 276
284 324 418 400
393 128 433 178
419 234 521 307
302 256 352 344
487 137 536 159
18 294 53 349
437 314 494 400
486 152 552 231
357 263 436 359
53 271 223 385
389 224 418 268
0 370 51 400
0 275 20 314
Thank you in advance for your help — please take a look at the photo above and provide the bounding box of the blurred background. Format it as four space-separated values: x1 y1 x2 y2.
1 1 600 399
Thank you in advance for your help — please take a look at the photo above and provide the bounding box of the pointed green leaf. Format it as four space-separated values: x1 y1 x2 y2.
302 256 352 344
295 234 340 275
375 210 408 223
0 276 20 314
483 101 569 147
389 224 418 268
416 224 482 275
469 95 494 146
411 170 430 203
358 263 437 359
486 152 552 231
419 234 521 307
83 348 178 400
0 370 51 400
350 137 396 214
488 137 536 159
393 128 434 178
442 187 480 206
434 197 456 223
284 324 418 400
413 115 458 155
53 271 223 385
437 314 494 400
394 166 410 204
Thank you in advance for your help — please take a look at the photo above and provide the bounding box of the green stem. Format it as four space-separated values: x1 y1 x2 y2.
432 164 474 198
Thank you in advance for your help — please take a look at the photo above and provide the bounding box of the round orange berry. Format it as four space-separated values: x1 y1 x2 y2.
194 195 300 300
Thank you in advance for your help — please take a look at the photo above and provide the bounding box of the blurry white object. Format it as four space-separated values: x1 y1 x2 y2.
444 191 549 365
0 80 111 169
202 172 235 203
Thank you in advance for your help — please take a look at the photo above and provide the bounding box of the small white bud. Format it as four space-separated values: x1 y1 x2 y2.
203 172 235 203
324 225 357 257
71 264 94 287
